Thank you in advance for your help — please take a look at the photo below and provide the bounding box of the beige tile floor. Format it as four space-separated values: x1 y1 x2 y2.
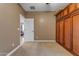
11 42 73 56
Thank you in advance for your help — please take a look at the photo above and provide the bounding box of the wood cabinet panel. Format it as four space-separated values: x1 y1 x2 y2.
69 4 76 13
73 15 79 55
57 14 61 20
56 21 60 43
64 8 68 16
64 17 72 50
56 15 59 20
61 11 63 17
76 3 79 9
59 20 64 45
56 3 79 55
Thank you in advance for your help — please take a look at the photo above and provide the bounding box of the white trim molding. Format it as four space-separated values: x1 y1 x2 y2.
34 40 56 42
6 44 21 56
6 38 24 56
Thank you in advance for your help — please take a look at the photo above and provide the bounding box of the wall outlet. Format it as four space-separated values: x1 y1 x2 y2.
17 28 20 30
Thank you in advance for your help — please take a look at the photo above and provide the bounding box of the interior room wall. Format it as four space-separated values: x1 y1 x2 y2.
25 12 56 40
0 3 25 55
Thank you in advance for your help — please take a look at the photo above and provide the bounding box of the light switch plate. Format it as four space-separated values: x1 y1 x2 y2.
18 28 20 30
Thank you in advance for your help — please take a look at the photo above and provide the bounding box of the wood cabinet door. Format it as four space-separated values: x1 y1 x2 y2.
76 3 79 9
69 4 76 13
64 8 68 16
56 21 60 43
64 17 72 50
59 20 64 45
73 15 79 55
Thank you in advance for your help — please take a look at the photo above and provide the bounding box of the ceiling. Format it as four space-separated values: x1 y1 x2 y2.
20 3 69 12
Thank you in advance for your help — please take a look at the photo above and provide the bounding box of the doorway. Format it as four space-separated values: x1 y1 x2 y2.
24 18 34 42
20 14 25 44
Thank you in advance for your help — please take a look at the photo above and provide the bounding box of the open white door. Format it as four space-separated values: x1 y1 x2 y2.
20 14 25 45
24 18 34 42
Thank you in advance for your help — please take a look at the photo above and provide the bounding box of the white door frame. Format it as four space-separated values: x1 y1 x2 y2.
20 14 25 45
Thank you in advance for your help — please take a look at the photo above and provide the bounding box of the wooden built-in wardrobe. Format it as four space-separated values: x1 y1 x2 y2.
56 3 79 55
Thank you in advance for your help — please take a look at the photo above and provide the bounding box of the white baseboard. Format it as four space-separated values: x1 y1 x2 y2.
34 40 56 42
6 40 24 56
